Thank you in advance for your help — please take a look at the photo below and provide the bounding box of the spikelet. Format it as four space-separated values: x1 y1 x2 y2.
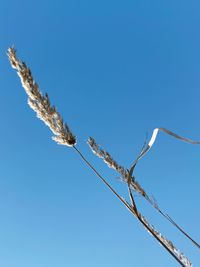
140 214 192 267
7 47 76 147
88 137 129 179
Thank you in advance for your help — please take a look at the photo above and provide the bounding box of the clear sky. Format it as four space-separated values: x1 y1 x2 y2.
1 0 200 266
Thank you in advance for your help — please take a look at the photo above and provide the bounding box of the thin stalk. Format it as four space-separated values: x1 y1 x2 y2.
136 214 186 267
166 214 200 250
73 146 189 267
128 185 138 216
73 146 131 210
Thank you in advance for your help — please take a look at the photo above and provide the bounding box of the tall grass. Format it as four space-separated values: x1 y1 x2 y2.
8 47 200 267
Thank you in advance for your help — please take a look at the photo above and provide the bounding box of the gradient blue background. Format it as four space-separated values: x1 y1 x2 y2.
0 1 200 266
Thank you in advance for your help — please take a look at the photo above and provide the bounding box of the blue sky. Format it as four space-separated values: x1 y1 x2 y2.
1 0 200 266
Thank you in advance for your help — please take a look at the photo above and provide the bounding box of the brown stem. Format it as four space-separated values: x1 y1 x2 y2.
128 185 138 216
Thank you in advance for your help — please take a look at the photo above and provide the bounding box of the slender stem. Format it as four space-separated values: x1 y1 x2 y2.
73 146 187 267
128 185 138 216
166 214 200 249
73 146 131 210
136 214 186 267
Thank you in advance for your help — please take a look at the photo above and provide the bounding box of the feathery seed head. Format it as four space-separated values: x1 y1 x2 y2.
140 214 192 267
87 137 129 179
8 47 76 147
